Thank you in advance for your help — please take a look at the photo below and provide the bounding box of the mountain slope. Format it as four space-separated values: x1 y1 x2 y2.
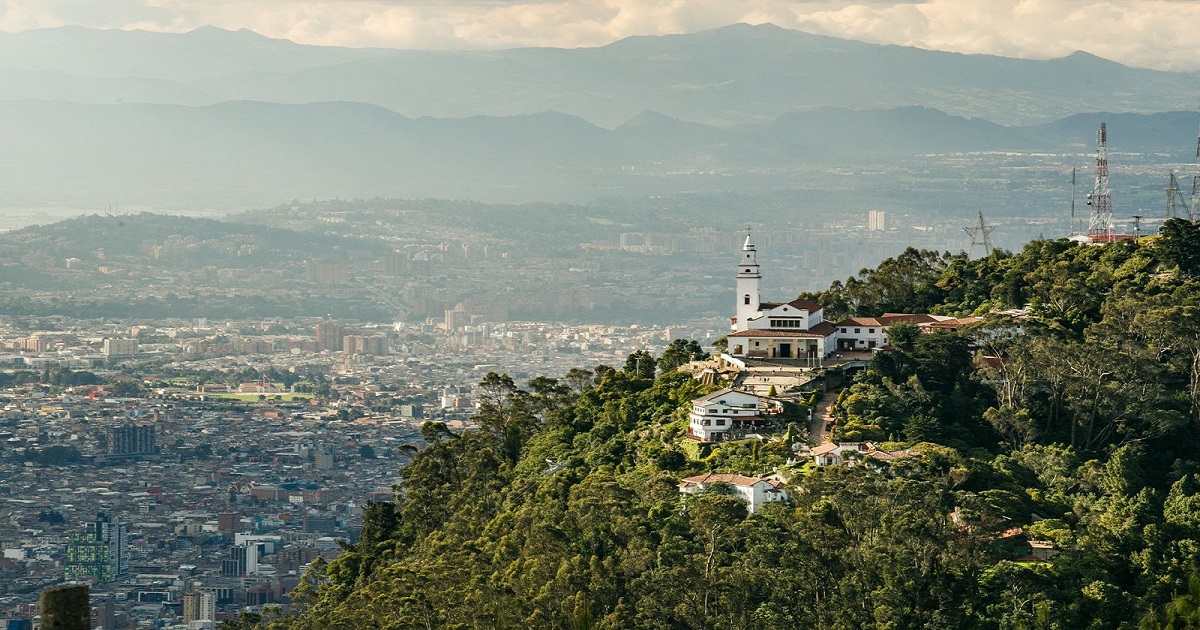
0 25 390 81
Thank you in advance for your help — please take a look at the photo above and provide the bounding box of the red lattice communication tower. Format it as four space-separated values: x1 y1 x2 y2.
1086 122 1116 241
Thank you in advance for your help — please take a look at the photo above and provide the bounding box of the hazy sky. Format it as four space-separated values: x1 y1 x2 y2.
2 0 1199 70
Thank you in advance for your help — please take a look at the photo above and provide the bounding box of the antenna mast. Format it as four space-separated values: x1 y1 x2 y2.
1167 171 1189 219
963 210 996 259
1069 167 1077 236
1086 122 1115 241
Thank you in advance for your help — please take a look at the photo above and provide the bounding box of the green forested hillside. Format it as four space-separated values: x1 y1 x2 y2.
242 220 1200 629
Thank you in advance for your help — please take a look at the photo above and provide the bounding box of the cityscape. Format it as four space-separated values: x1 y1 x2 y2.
0 308 714 627
2 4 1200 628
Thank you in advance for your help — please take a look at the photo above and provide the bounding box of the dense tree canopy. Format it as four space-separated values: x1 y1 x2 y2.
239 227 1200 630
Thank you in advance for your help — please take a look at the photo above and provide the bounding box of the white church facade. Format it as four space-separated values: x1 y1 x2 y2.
722 235 983 363
725 234 839 363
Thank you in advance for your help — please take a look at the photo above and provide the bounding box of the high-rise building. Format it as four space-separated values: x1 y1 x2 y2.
65 513 126 583
218 512 239 536
444 304 469 332
315 321 344 352
314 445 334 471
16 337 47 352
93 597 116 630
221 546 245 576
383 251 408 276
102 338 139 357
305 261 349 285
342 335 390 355
302 514 337 535
221 541 261 577
182 590 217 623
105 424 156 456
868 210 887 231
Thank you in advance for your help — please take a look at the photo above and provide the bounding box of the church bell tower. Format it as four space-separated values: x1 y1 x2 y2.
735 233 761 331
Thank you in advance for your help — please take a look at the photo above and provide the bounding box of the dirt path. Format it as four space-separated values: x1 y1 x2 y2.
808 390 839 444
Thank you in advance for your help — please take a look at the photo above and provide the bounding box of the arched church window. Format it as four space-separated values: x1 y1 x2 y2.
744 294 751 305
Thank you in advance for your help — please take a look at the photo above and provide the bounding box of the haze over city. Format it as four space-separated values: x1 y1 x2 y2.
3 1 1200 629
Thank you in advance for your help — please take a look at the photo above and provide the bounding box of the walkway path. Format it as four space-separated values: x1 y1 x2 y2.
808 390 839 445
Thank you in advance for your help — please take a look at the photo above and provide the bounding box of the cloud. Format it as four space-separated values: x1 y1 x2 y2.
790 0 1200 70
2 0 1200 70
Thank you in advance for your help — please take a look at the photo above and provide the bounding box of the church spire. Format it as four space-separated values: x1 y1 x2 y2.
739 230 759 269
735 231 761 331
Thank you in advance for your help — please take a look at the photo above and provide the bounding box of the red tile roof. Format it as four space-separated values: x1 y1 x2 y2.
836 317 882 327
787 298 824 311
809 321 838 336
879 313 938 325
679 473 784 489
760 299 824 312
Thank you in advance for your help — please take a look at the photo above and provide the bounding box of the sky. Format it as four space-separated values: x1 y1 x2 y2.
1 0 1199 71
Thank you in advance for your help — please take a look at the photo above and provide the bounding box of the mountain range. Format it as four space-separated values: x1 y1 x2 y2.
0 98 1195 207
0 23 1197 209
0 23 1196 127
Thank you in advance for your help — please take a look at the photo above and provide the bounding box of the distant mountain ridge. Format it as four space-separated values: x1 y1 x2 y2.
0 25 391 81
0 98 1194 208
0 23 1195 126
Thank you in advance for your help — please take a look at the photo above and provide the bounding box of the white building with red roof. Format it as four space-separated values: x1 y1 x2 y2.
831 313 982 351
811 441 919 467
727 234 837 362
677 472 789 513
686 387 783 442
726 235 984 361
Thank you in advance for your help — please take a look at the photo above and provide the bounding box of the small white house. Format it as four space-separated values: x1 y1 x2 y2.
687 388 782 443
833 317 889 351
833 314 984 351
811 442 867 466
812 441 918 467
678 473 789 513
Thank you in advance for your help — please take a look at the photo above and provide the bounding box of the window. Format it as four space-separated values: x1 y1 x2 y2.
855 328 861 333
744 294 751 305
841 328 847 333
702 419 711 426
869 328 875 333
716 419 725 426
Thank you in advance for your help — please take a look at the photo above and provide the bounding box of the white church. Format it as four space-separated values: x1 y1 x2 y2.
723 234 981 363
724 234 840 363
